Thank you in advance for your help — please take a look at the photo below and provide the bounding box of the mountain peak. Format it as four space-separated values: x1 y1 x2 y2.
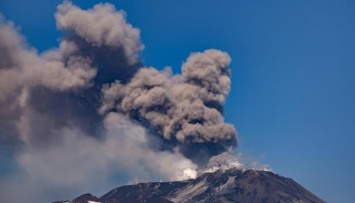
53 169 325 203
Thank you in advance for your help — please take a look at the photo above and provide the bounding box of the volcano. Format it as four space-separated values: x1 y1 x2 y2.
53 168 325 203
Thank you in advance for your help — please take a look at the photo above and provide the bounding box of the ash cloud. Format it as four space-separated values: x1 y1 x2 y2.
100 50 237 164
0 1 237 203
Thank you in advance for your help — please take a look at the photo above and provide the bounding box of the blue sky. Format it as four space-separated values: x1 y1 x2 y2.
1 0 354 202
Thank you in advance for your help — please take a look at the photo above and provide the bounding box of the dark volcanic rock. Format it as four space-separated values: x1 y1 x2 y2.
100 181 188 203
166 169 325 203
53 169 325 203
53 193 100 203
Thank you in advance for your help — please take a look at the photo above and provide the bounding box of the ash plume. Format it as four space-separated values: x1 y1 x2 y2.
100 49 237 164
0 1 237 203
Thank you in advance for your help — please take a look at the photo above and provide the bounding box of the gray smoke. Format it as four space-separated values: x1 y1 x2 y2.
0 1 237 203
56 2 143 84
100 49 237 164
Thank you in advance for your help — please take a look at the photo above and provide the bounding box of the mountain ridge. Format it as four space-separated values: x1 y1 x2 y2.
53 168 326 203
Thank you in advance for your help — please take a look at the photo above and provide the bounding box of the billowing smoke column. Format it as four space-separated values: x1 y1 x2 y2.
100 49 237 164
0 1 237 203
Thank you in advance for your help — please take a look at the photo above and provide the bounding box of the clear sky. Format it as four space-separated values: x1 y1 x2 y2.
1 0 354 202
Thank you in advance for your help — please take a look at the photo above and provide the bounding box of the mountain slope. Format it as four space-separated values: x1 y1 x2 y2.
54 168 325 203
